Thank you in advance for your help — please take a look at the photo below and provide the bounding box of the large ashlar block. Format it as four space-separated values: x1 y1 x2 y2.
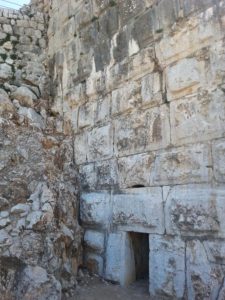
164 185 225 237
166 58 204 101
111 81 140 115
112 187 164 234
95 94 111 123
118 152 155 188
79 163 96 190
95 159 118 189
74 131 88 165
114 105 170 156
212 139 225 183
170 89 225 145
141 72 163 107
156 7 222 66
88 124 113 162
84 230 105 253
151 143 212 185
80 192 111 227
105 232 136 286
149 235 185 299
78 102 96 129
186 240 225 300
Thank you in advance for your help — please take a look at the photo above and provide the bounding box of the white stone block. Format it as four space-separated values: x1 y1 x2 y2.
112 187 164 234
141 72 162 106
105 232 136 286
212 139 225 183
164 185 225 237
151 143 212 185
88 124 113 162
74 132 88 165
149 235 185 299
80 192 111 227
170 89 225 145
84 230 104 253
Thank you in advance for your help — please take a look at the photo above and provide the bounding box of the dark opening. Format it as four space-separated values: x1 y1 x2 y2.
130 184 146 188
129 232 149 280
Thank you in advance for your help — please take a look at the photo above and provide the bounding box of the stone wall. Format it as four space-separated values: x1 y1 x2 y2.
47 0 225 299
0 4 82 299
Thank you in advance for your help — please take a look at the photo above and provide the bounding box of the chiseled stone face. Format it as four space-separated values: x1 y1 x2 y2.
112 188 164 234
164 185 225 237
149 235 185 299
212 139 225 183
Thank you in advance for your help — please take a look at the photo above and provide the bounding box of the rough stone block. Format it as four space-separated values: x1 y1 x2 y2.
149 235 185 299
114 105 170 156
141 72 163 107
112 187 164 233
118 152 155 188
164 185 225 237
84 230 104 253
186 240 225 300
105 232 136 286
166 58 204 101
88 124 113 162
74 132 88 165
78 102 96 129
170 89 225 145
212 139 225 183
85 253 104 276
151 143 212 185
95 95 110 123
95 159 118 189
80 192 111 227
112 81 140 115
79 163 96 190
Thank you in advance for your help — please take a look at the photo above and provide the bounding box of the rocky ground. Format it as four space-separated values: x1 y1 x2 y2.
65 270 150 300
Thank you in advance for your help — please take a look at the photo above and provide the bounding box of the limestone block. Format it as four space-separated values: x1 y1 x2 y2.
88 124 113 162
166 58 204 101
186 240 225 300
74 132 88 165
112 81 140 115
212 139 225 183
118 152 155 188
203 240 225 265
80 192 111 227
114 105 170 156
95 159 118 189
170 89 225 145
209 40 225 87
164 185 225 237
79 163 96 190
84 230 104 253
95 94 110 123
151 143 212 185
85 253 104 276
156 10 222 66
149 235 185 299
105 232 136 286
112 187 164 234
141 72 163 107
18 107 45 130
78 102 96 129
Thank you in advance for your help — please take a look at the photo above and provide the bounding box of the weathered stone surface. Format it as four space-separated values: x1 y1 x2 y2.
105 232 136 286
80 192 111 227
170 89 225 145
114 105 170 156
112 188 164 233
212 139 225 183
165 185 225 237
186 240 225 300
141 72 162 107
84 230 104 253
149 235 185 299
85 253 104 276
118 152 155 188
0 63 12 80
151 143 212 185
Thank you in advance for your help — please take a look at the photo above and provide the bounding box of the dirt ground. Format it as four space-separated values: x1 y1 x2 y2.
71 271 150 300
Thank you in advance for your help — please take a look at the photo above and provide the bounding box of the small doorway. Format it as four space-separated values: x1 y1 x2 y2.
129 232 149 281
